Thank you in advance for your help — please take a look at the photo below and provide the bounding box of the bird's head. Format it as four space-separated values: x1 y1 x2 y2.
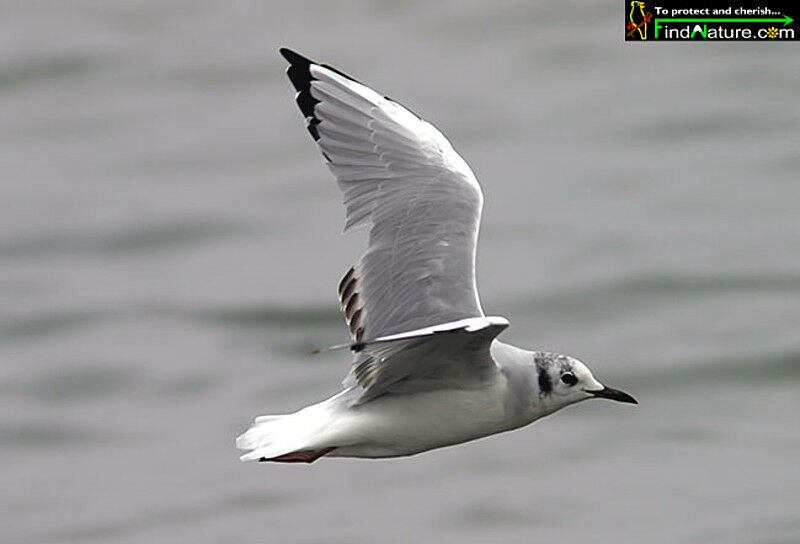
533 352 637 411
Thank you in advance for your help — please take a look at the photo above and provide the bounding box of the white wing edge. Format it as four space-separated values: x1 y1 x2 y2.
354 316 509 350
314 316 509 354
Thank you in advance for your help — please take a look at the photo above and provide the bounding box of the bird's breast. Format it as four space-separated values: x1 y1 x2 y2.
334 377 521 457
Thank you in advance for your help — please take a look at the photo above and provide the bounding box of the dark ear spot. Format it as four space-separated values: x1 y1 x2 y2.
537 366 552 394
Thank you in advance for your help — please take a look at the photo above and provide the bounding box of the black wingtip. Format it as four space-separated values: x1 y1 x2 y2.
278 47 315 94
277 49 365 144
279 47 314 67
278 48 321 141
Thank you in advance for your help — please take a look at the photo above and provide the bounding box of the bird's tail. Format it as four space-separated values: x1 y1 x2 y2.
236 405 336 463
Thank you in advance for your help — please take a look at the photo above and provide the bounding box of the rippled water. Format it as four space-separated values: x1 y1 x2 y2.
3 2 800 543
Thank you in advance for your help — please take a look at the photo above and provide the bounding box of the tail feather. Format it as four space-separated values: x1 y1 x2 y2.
237 404 337 462
255 414 285 424
237 415 299 461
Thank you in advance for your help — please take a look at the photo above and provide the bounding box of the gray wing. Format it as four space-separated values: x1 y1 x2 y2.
345 317 509 402
280 48 485 342
280 49 506 400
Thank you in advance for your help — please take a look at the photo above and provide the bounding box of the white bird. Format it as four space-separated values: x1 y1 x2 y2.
236 48 636 464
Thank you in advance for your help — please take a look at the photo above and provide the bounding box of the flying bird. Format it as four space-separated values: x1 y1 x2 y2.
237 48 637 464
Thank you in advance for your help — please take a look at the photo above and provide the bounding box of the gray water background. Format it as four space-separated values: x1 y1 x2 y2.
2 1 800 543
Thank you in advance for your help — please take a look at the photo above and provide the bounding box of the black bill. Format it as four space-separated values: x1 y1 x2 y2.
587 386 638 404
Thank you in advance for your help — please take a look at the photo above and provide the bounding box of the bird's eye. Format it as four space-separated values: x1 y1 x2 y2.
561 373 578 386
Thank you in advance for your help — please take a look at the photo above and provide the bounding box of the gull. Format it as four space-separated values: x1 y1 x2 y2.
236 48 637 464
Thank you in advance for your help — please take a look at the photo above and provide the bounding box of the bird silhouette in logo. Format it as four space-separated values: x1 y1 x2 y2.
627 1 652 40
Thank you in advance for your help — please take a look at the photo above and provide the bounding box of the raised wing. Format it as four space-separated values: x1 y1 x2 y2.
280 48 486 342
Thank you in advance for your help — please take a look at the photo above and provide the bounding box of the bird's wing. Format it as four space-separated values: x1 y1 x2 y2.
343 316 509 402
280 48 486 342
280 49 506 399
